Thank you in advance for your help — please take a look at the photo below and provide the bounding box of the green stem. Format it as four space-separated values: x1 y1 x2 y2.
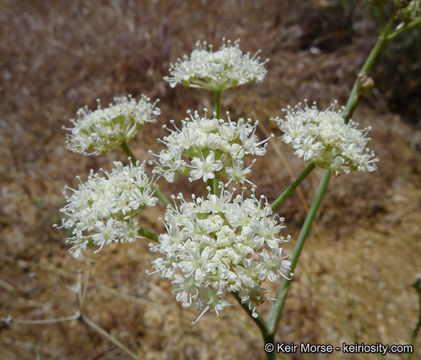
265 334 276 360
342 13 395 123
214 90 221 119
121 141 137 164
271 163 315 211
206 90 222 196
120 143 171 207
207 178 219 196
138 227 159 242
153 185 171 207
388 17 421 41
231 292 276 359
232 292 269 338
267 169 331 336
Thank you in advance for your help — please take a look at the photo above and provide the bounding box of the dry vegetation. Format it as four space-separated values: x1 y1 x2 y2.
1 1 420 359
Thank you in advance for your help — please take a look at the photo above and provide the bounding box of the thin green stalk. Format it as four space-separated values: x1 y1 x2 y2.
214 90 221 119
120 142 171 207
271 163 315 211
138 227 159 242
261 6 417 351
267 169 331 335
342 13 395 122
121 141 137 164
231 292 275 360
207 90 222 196
388 17 421 41
153 185 171 207
207 178 219 196
232 292 269 338
265 334 276 360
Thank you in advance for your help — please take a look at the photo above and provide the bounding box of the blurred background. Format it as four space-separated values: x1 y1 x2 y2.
1 0 420 359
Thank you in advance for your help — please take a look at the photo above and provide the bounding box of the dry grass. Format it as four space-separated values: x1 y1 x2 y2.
1 1 421 359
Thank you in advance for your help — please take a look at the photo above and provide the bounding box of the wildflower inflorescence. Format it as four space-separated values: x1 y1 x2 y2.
65 95 160 155
56 161 157 257
150 110 271 185
271 101 378 175
164 39 268 91
149 187 291 322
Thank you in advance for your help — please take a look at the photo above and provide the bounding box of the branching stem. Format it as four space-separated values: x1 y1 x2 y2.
271 163 315 211
267 169 331 336
342 12 396 122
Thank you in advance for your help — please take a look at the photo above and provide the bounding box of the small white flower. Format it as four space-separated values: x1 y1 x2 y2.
149 186 291 322
271 101 379 174
65 95 160 155
56 161 158 257
151 110 270 185
164 39 268 92
225 159 255 186
189 152 223 182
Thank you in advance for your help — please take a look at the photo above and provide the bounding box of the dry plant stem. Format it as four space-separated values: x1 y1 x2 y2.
120 142 171 207
79 313 141 360
271 163 315 211
1 266 141 360
267 169 331 336
1 312 81 325
77 265 141 360
0 278 15 292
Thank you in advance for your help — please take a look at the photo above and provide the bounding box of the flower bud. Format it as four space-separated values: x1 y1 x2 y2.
358 73 375 96
394 0 410 10
397 0 420 23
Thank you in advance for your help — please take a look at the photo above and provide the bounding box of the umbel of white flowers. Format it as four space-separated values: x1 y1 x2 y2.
271 101 379 175
65 95 160 155
164 38 268 91
150 109 271 185
55 161 157 257
149 187 291 323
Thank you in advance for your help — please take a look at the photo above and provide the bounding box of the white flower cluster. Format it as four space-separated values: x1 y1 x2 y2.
65 95 160 155
56 161 157 257
151 110 270 185
149 188 291 322
164 39 268 91
272 101 378 174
